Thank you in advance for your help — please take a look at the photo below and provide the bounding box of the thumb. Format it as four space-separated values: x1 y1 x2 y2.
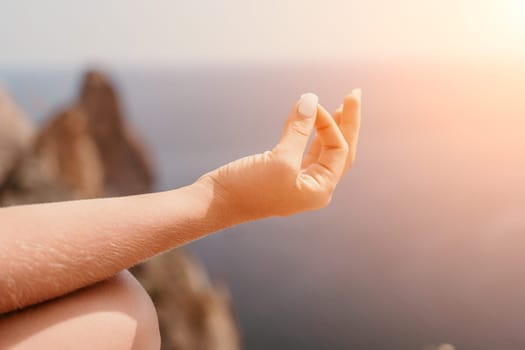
275 93 318 164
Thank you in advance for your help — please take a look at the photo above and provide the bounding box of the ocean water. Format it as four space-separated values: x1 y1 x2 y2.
2 61 525 349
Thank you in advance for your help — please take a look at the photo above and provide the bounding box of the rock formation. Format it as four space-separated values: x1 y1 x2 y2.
77 71 154 196
0 87 34 186
1 108 103 205
0 73 240 350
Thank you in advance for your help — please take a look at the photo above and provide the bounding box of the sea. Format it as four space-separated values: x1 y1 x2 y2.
2 60 525 350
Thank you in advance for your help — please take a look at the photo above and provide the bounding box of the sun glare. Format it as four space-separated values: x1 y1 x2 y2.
461 0 525 54
499 0 525 30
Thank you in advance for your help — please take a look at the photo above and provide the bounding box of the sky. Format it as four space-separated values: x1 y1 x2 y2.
1 0 524 66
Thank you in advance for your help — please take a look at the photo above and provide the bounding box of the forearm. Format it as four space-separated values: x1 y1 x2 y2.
0 89 362 315
0 180 236 314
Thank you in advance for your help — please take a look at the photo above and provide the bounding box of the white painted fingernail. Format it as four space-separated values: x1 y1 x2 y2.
298 93 318 118
352 88 362 100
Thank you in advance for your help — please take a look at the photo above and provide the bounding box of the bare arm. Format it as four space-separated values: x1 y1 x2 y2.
0 183 231 313
0 91 361 314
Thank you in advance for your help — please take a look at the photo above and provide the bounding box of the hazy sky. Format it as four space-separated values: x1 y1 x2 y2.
1 0 524 66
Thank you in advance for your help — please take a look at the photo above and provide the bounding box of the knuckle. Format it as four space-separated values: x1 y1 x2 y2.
289 121 311 138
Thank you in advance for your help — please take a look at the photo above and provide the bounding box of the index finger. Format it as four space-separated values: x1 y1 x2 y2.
303 104 348 183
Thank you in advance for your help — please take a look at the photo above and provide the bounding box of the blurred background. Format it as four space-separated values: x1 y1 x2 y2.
1 1 525 349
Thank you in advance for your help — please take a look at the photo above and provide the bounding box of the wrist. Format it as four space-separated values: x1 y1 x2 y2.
185 176 246 231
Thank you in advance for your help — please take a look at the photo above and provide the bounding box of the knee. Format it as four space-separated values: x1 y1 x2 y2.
0 270 161 350
100 270 161 350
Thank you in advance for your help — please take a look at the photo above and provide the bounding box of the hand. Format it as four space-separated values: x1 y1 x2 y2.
197 90 361 222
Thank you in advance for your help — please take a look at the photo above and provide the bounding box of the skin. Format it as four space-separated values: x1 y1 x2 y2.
0 271 161 350
0 90 361 315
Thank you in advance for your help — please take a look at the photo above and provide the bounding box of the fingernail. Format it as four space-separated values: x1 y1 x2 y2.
298 93 318 118
352 88 362 100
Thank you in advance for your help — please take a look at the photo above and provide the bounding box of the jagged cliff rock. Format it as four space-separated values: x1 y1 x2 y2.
1 108 103 205
77 71 154 197
0 87 71 205
34 108 104 199
0 88 34 185
0 73 240 350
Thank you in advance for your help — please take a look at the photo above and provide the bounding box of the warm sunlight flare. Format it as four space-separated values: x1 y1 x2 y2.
499 0 525 33
2 0 525 65
461 0 525 54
